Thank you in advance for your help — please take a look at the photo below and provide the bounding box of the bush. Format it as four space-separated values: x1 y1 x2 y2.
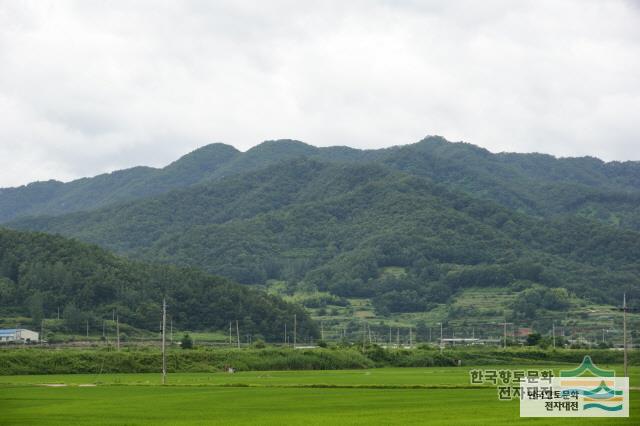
0 346 634 375
180 334 193 349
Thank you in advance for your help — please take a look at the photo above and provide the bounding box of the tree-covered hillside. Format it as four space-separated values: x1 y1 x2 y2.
2 137 639 231
0 143 240 222
0 228 316 340
378 137 640 230
10 159 640 314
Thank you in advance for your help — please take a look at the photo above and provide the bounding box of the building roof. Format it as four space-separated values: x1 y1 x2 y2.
0 329 36 335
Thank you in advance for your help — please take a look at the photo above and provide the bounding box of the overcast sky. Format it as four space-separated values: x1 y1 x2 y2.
0 0 639 187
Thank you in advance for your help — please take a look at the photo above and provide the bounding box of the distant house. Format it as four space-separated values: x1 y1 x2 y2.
0 329 39 343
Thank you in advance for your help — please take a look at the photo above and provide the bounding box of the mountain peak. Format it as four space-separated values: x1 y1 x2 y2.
248 139 317 154
163 143 240 172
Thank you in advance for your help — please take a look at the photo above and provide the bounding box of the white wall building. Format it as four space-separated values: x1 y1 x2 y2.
0 328 39 343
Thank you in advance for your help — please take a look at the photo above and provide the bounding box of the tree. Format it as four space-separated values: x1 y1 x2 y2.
526 333 542 346
27 292 44 326
180 333 193 349
0 277 15 305
63 302 83 332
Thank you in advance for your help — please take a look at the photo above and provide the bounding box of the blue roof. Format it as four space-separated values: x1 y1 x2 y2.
0 329 19 335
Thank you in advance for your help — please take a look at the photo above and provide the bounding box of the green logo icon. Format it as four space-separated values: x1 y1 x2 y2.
560 356 615 377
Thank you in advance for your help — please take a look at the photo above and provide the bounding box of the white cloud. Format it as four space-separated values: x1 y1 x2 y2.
0 0 639 187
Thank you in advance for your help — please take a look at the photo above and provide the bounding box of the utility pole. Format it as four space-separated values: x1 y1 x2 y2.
321 321 324 342
57 307 60 320
40 319 44 344
162 298 166 385
293 314 297 349
396 328 400 348
623 293 628 378
503 322 507 349
409 327 413 348
284 323 287 346
362 321 366 350
389 326 392 347
236 320 240 349
552 321 556 349
116 315 120 351
86 320 89 339
500 322 513 349
602 328 606 344
439 322 443 353
229 322 232 346
429 327 432 342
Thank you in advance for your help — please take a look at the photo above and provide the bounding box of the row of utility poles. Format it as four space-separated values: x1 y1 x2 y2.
225 314 300 349
155 293 635 385
318 309 634 353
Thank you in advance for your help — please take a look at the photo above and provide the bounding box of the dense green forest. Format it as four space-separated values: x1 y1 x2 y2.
8 158 640 317
2 137 639 230
0 143 240 222
0 228 317 340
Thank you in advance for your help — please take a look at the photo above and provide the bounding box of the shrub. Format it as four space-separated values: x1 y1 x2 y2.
180 334 193 349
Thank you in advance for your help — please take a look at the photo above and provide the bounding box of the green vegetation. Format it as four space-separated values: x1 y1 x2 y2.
0 348 377 375
2 365 639 387
2 347 638 375
0 228 316 340
2 137 640 332
10 157 639 317
3 137 640 231
1 366 638 425
0 143 241 222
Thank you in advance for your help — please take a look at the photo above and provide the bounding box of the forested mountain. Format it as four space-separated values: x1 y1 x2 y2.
9 159 640 314
0 143 240 222
0 228 316 340
0 140 367 223
2 137 639 230
377 138 640 230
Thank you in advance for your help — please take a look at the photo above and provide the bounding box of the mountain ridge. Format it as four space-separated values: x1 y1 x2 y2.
3 136 639 229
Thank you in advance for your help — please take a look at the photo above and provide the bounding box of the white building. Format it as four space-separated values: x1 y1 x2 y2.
0 328 39 343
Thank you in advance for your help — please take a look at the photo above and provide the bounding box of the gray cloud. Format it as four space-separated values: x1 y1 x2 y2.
0 0 639 187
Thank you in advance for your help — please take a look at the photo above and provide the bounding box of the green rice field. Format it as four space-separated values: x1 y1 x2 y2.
0 366 636 425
